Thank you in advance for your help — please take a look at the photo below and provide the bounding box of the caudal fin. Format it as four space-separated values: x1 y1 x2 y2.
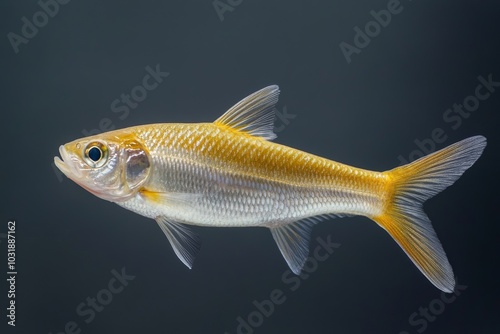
372 136 486 292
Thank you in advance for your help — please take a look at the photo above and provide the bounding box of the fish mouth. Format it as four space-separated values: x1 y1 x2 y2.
54 145 107 198
54 145 82 179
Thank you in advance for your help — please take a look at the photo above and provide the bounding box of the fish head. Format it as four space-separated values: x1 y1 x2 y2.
54 132 151 202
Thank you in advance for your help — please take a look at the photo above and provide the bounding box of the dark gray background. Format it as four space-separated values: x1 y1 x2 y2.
1 0 499 333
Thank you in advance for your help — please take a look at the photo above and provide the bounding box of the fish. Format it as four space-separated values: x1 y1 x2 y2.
54 85 486 292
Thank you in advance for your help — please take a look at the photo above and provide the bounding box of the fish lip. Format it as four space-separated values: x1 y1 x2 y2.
54 145 82 179
54 146 70 176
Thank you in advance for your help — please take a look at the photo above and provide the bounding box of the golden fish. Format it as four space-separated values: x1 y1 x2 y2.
54 86 486 292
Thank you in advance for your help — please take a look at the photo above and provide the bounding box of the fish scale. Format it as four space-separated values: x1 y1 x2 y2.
121 122 386 228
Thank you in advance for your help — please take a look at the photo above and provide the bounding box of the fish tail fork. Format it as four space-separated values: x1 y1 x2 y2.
372 136 486 292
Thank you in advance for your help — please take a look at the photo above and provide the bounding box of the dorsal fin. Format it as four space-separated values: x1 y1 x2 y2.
214 85 280 140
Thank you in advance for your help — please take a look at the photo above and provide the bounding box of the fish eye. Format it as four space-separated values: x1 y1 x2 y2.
88 146 101 162
84 142 108 167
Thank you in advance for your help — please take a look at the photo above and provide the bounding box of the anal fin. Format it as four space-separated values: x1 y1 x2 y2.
270 215 341 274
270 214 351 275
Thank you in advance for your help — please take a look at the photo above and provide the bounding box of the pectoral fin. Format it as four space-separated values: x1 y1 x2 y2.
155 216 201 269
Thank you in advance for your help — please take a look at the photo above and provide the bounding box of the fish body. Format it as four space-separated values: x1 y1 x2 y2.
55 86 486 292
116 122 385 227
